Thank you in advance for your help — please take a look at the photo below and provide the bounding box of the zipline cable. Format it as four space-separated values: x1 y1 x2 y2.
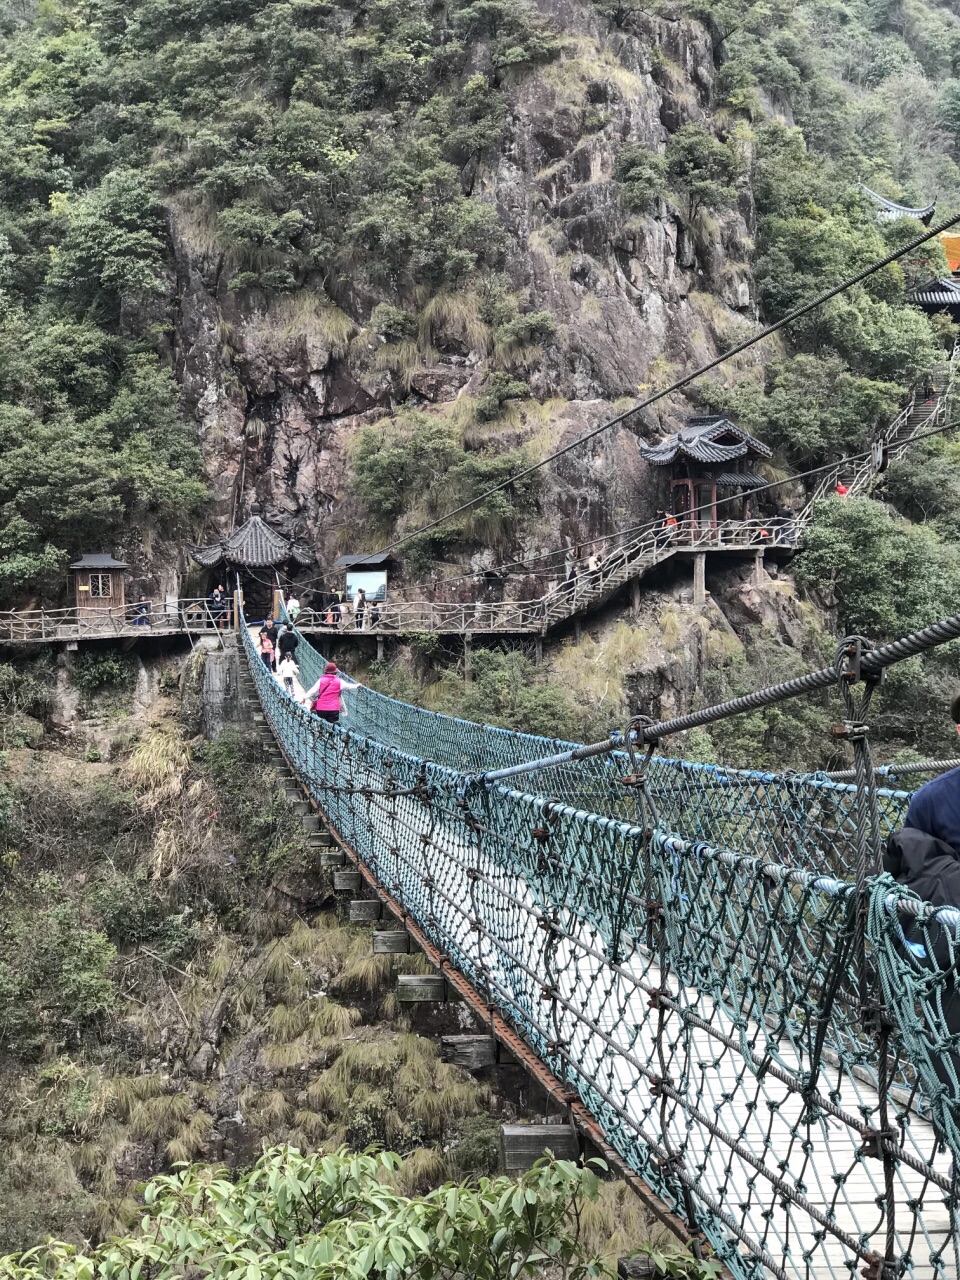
368 208 960 557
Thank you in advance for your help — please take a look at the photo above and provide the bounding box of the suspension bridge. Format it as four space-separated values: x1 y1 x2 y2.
239 599 960 1280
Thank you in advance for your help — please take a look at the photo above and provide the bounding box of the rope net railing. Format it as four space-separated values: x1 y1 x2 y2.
247 613 960 1280
285 604 914 880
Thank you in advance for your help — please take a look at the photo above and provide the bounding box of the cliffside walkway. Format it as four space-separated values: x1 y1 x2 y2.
300 358 956 639
244 600 960 1280
0 598 233 646
0 354 953 649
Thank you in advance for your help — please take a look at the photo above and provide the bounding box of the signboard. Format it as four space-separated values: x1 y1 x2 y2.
345 570 387 603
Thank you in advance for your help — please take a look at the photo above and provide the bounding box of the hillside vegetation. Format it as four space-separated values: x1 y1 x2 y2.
0 0 959 591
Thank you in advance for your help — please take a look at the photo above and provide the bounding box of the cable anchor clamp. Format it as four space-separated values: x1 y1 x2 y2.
830 721 869 742
858 1127 898 1160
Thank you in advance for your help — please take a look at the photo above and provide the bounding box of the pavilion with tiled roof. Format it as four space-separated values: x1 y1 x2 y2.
639 416 772 531
190 511 313 573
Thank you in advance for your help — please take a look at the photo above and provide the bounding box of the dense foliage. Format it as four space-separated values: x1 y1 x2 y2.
0 0 561 593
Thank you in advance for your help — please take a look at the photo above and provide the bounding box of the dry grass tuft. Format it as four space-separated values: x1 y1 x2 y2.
420 291 491 355
272 291 356 359
395 1146 449 1196
577 1181 671 1268
125 729 191 807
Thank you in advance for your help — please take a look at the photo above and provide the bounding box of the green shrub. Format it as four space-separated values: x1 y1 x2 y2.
71 650 135 695
474 371 528 421
614 143 668 213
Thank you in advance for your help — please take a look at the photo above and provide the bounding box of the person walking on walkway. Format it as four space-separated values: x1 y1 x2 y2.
277 624 298 661
354 588 367 630
305 661 358 725
209 584 228 629
259 631 275 670
286 593 301 622
277 653 299 697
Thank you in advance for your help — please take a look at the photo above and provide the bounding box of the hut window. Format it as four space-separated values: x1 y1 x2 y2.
89 573 112 598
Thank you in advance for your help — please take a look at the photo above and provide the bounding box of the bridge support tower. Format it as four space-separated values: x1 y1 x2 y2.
753 547 765 585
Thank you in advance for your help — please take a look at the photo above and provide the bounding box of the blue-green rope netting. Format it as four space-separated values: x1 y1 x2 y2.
248 612 960 1280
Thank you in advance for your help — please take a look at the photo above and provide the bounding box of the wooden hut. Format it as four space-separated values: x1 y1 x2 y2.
70 553 129 621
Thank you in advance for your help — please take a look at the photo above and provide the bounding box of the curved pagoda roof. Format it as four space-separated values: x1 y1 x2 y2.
190 514 314 570
911 277 960 308
858 183 936 226
639 416 772 467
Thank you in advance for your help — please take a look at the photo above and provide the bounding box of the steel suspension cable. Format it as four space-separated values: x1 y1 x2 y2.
479 611 960 783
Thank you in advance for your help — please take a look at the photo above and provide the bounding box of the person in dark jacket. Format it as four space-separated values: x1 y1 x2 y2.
884 702 960 1106
277 625 298 660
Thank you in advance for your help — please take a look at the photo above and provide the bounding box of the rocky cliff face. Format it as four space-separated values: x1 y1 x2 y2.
170 2 757 576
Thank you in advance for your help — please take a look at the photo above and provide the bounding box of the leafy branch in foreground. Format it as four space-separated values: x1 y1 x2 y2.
0 1146 613 1280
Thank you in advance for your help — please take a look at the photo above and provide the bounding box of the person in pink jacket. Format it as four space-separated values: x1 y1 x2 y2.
305 661 357 725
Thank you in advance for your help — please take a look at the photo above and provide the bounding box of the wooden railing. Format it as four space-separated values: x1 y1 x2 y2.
0 598 232 643
296 521 793 637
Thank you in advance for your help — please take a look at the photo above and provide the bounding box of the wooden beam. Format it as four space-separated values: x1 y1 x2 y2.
319 850 345 868
348 899 382 924
499 1124 579 1171
333 869 362 894
617 1257 656 1278
305 830 333 849
373 931 410 954
440 1035 497 1070
396 974 460 1003
301 814 320 832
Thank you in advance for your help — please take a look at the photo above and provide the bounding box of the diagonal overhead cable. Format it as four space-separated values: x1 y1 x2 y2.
372 208 960 556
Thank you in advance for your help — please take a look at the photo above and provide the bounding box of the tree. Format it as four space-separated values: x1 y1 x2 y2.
614 143 668 214
48 170 167 319
795 497 960 637
664 124 741 219
700 354 903 461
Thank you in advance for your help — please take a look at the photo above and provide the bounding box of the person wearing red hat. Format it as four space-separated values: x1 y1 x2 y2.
305 661 358 724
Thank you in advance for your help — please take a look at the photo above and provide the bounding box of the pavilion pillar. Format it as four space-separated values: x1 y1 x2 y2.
272 588 283 620
692 553 706 606
464 632 473 683
232 589 241 631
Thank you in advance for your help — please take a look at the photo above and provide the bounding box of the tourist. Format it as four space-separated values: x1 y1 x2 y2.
898 696 960 852
259 630 275 670
305 661 358 725
370 596 382 628
286 593 301 622
882 691 960 1095
835 480 850 497
277 624 298 661
354 587 367 629
776 505 795 545
132 595 151 627
277 652 299 697
260 617 279 649
209 584 227 629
